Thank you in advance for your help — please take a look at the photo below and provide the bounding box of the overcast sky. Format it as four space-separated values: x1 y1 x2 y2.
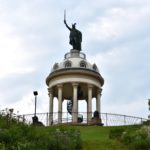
0 0 149 118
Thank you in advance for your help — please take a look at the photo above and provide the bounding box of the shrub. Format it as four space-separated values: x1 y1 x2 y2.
0 129 11 144
0 143 5 150
0 112 82 149
49 128 82 150
109 125 150 149
121 131 135 144
121 126 150 149
134 138 150 150
17 141 37 150
109 128 125 140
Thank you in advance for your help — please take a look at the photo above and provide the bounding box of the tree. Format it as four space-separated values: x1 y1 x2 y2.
148 99 150 120
148 99 150 111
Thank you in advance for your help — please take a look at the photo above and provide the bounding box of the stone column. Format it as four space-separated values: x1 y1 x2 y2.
86 99 88 123
96 88 102 113
72 82 78 123
57 84 63 124
87 84 93 122
48 88 53 126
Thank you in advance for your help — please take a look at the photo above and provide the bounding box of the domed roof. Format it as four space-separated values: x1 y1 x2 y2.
51 50 99 73
46 50 104 87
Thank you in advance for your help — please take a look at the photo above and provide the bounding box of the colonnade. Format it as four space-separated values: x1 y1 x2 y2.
48 83 102 125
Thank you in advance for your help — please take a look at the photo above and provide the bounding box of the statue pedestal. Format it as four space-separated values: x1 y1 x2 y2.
64 49 86 59
90 117 103 126
70 49 80 57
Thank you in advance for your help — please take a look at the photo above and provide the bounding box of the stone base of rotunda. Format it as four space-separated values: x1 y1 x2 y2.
89 118 103 126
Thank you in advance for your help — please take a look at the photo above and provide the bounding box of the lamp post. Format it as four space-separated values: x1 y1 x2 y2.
33 91 38 117
148 99 150 120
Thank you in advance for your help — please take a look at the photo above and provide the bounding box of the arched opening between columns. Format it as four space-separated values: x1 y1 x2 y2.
48 83 102 125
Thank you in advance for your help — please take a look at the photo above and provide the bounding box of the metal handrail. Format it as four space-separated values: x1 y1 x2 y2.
18 112 148 126
64 52 86 59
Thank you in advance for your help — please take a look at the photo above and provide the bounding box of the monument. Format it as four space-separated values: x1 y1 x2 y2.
46 14 104 125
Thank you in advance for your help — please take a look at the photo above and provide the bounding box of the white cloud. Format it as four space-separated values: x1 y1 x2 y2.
0 23 35 79
85 4 150 42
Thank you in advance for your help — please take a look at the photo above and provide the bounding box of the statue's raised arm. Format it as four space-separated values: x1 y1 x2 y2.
63 10 82 51
64 19 71 31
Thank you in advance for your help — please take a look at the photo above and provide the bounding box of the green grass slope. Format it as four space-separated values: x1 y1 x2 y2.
0 115 146 150
74 126 128 150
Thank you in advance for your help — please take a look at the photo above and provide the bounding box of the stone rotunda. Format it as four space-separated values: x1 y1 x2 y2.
46 18 104 125
46 49 104 125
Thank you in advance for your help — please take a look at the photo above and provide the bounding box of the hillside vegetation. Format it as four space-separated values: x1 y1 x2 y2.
0 114 150 150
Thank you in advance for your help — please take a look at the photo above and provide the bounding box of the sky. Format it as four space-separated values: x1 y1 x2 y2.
0 0 149 119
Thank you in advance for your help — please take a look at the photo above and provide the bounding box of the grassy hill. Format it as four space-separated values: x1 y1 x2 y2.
74 126 128 150
0 115 150 150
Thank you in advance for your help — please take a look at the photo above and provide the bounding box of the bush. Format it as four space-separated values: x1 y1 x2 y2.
0 113 83 149
121 131 135 144
17 141 37 150
121 126 150 149
0 129 11 144
134 138 150 150
0 143 5 150
109 128 125 140
109 125 150 150
49 128 82 150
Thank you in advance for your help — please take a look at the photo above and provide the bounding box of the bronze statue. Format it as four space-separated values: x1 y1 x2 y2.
64 11 82 51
